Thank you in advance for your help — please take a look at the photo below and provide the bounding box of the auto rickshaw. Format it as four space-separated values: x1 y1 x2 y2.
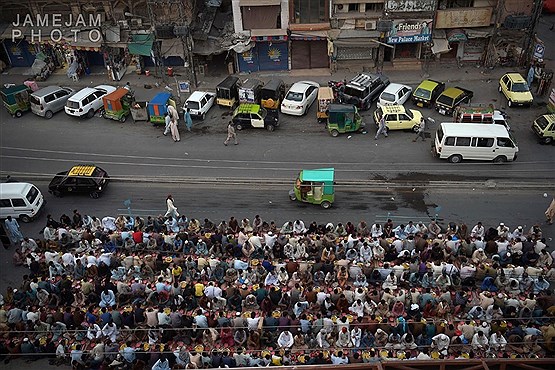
260 79 285 110
238 78 263 104
102 88 132 122
317 86 334 122
216 75 239 108
289 168 335 209
148 92 176 125
1 84 31 118
326 104 364 137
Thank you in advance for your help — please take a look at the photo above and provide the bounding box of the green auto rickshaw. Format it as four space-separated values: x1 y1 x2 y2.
1 84 31 118
289 168 335 209
326 103 364 137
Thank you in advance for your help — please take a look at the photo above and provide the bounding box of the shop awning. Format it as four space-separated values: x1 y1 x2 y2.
68 40 102 51
240 0 280 5
432 38 451 54
160 39 184 57
128 33 154 56
447 29 467 42
290 30 329 41
331 29 380 47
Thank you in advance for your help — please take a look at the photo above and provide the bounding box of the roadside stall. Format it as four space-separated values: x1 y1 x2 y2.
148 92 176 125
131 102 149 122
317 87 334 122
102 88 132 122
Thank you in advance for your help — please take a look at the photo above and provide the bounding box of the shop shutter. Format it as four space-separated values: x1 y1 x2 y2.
291 41 310 69
309 41 329 68
258 41 288 71
336 47 374 61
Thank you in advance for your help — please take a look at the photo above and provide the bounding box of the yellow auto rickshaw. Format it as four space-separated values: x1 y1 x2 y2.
260 79 285 110
317 86 334 122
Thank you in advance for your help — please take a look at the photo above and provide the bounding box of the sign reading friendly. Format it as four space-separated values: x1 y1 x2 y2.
387 19 433 44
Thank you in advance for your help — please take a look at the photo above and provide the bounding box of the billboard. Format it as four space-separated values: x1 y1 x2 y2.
387 19 432 44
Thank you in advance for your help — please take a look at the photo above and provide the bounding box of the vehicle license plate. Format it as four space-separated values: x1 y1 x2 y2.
417 102 423 107
439 109 445 115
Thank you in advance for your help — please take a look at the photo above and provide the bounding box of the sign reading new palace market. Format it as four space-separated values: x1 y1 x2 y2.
387 19 433 44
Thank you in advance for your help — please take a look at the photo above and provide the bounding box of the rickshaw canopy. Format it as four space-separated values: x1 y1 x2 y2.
103 88 130 111
148 92 172 117
1 85 30 105
300 168 335 195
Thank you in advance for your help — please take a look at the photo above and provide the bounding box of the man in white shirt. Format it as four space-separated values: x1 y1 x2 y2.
471 222 485 239
277 330 294 348
246 312 260 331
204 282 222 299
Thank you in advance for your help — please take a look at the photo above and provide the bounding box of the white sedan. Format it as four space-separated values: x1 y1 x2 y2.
377 83 413 108
280 81 319 116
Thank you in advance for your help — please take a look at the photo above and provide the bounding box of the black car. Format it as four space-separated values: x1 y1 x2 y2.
340 73 390 110
49 165 109 199
231 103 279 132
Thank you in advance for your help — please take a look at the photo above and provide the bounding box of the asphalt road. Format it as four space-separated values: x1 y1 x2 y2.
1 70 554 184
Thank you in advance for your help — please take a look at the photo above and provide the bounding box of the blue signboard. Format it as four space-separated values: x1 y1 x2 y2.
387 19 433 44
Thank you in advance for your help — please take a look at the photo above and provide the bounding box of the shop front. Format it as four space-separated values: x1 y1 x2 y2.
2 38 38 68
331 29 379 69
386 19 432 61
290 31 329 70
236 35 289 73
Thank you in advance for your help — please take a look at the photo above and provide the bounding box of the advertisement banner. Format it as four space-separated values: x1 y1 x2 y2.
387 19 432 44
385 0 435 12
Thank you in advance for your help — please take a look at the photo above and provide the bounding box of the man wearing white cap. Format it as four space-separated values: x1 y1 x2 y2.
497 223 510 238
511 225 525 241
471 222 485 239
431 333 450 355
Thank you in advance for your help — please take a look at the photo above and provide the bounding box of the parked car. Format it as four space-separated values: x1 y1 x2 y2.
532 113 555 144
411 79 445 108
30 86 75 119
373 104 423 132
231 103 279 131
184 91 216 120
65 85 116 118
499 72 533 107
281 81 319 116
340 73 390 110
377 83 412 108
434 86 473 116
49 165 110 199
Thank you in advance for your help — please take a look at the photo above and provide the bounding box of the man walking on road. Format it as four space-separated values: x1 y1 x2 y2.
375 116 388 140
185 108 193 132
224 122 238 145
413 117 426 142
163 112 171 136
545 195 555 225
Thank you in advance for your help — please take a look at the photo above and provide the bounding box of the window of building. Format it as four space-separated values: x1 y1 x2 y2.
365 3 384 12
294 0 327 23
439 0 474 9
348 4 359 11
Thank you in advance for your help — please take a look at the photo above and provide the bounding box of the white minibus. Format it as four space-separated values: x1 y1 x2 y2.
433 122 518 163
0 182 45 222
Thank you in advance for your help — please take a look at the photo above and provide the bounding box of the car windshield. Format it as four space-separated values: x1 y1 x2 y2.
413 87 431 99
29 95 40 105
535 116 550 130
436 94 454 107
66 100 79 109
92 168 107 184
285 91 303 102
187 101 200 110
343 86 364 99
380 92 396 102
512 82 529 92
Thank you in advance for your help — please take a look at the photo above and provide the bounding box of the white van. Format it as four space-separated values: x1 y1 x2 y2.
0 182 45 222
433 122 518 163
65 85 116 118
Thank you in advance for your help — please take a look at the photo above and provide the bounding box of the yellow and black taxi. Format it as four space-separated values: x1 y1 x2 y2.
49 165 109 199
434 86 473 116
231 103 279 132
411 79 445 108
499 72 533 107
532 114 555 145
373 104 423 132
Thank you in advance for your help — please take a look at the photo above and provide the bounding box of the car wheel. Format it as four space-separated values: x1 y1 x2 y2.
119 115 127 123
90 192 100 199
321 201 332 209
266 124 275 132
543 137 553 145
412 125 419 133
330 129 339 137
289 193 297 201
19 215 32 223
235 123 243 131
15 110 22 118
493 155 507 163
507 99 513 108
448 154 463 163
86 109 95 118
45 110 53 119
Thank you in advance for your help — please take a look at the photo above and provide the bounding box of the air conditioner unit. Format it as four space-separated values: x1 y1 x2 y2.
335 4 348 13
364 21 377 30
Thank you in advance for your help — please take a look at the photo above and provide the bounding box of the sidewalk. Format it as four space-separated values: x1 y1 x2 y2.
0 62 542 107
